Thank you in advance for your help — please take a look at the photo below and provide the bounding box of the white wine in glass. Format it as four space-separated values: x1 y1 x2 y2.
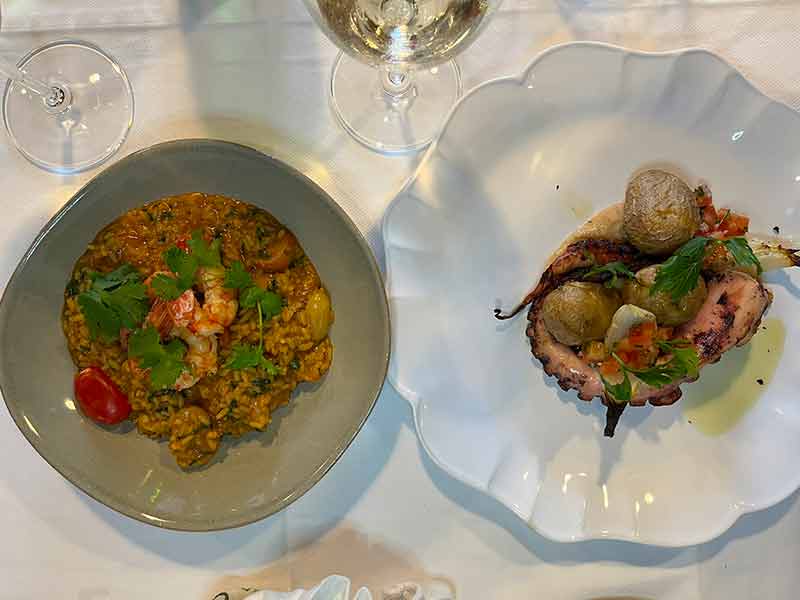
304 0 501 153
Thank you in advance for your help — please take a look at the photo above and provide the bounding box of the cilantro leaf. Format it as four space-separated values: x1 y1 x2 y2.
102 283 149 329
650 237 710 301
258 291 282 319
600 370 631 403
151 339 188 389
152 246 199 301
90 264 141 290
77 264 149 341
239 286 264 309
583 261 635 289
187 229 222 268
224 344 278 375
150 273 185 301
240 286 283 320
223 260 253 289
723 237 762 275
128 327 187 389
78 290 122 341
163 246 199 288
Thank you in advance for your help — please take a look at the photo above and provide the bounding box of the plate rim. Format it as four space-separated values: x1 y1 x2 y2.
382 41 800 546
0 138 391 532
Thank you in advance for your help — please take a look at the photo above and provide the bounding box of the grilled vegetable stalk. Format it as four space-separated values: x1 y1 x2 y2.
749 236 800 271
702 235 800 275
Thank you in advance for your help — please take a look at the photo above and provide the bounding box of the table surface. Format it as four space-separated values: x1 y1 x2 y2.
1 1 800 599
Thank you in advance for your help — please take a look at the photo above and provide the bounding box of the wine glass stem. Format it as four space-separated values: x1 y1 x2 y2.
0 56 69 110
381 66 413 99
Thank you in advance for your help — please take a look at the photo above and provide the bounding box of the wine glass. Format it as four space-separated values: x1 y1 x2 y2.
0 15 133 174
303 0 502 153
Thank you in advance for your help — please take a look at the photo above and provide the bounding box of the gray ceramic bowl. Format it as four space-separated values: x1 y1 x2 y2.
0 140 390 531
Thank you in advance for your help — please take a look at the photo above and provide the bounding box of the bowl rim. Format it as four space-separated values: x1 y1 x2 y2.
0 138 391 531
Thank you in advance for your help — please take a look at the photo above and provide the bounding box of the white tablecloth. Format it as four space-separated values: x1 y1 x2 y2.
1 1 799 599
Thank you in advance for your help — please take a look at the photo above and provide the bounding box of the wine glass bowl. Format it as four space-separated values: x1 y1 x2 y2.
304 0 502 153
3 40 134 174
0 0 133 175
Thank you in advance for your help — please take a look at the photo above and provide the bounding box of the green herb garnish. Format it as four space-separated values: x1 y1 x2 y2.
187 229 222 267
240 286 282 319
224 344 278 373
221 260 283 373
650 236 761 302
583 261 635 289
90 264 142 290
650 237 710 302
600 370 632 404
128 326 187 389
225 260 283 320
77 264 149 341
223 260 252 289
151 246 200 300
600 341 700 402
151 230 222 300
723 237 762 275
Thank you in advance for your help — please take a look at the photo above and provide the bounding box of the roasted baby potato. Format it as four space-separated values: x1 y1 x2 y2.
541 282 622 346
623 170 701 255
622 265 707 326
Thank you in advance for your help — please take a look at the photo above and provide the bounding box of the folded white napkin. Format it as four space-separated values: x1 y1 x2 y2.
242 575 372 600
240 576 450 600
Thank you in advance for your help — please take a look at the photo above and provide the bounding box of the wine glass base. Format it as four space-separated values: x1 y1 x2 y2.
330 52 461 154
3 40 134 174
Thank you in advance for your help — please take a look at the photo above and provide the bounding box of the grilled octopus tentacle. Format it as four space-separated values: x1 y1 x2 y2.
494 239 650 320
521 254 772 436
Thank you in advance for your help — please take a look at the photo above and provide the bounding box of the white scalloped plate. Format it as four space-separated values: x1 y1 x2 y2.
383 43 800 546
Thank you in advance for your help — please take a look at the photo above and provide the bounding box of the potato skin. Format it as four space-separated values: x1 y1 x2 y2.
623 170 700 255
622 268 707 326
541 282 622 346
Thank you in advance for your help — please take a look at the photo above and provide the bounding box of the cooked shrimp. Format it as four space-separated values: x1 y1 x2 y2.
173 327 218 391
146 289 199 337
191 266 238 336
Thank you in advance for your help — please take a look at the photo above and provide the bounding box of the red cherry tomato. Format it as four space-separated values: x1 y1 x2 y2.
74 367 131 425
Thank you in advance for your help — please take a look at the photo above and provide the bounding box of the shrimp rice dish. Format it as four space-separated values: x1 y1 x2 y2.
62 193 334 468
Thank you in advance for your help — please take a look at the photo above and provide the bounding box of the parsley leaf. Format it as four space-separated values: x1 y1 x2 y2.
600 370 632 403
78 264 149 341
223 260 253 289
723 237 762 275
224 343 278 375
128 326 187 389
650 237 710 301
583 261 635 289
657 339 700 379
600 342 700 401
187 230 222 268
626 362 680 388
620 342 700 388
